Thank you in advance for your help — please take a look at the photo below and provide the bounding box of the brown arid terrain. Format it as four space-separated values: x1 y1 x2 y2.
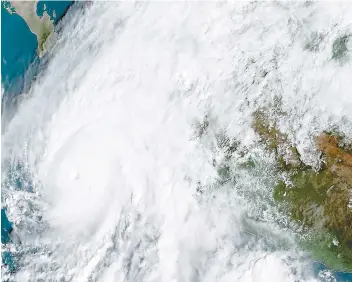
253 108 352 271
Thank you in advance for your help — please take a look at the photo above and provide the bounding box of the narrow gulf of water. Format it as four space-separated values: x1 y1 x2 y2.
2 2 352 281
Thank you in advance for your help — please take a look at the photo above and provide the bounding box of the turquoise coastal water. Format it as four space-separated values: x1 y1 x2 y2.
36 1 74 24
313 264 352 282
1 4 37 96
1 209 12 244
1 1 74 96
1 2 352 281
1 1 74 274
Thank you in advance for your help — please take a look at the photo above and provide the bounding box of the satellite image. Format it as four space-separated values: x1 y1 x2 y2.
1 1 352 281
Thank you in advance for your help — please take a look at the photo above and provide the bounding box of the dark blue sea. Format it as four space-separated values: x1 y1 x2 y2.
1 1 352 281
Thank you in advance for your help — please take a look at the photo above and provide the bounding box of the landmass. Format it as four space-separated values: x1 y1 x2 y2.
5 1 54 56
252 102 352 271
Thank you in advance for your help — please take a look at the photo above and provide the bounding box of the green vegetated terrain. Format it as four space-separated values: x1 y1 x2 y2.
252 103 352 271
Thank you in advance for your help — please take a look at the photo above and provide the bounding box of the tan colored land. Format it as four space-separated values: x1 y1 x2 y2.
8 1 54 55
252 105 352 270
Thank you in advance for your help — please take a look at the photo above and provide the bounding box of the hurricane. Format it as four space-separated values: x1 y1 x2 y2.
2 2 352 281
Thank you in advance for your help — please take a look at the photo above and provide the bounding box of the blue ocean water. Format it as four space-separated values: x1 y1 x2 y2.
1 2 352 280
1 4 37 95
1 0 74 274
1 209 12 244
1 1 74 97
1 209 16 272
313 262 352 282
36 1 74 24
